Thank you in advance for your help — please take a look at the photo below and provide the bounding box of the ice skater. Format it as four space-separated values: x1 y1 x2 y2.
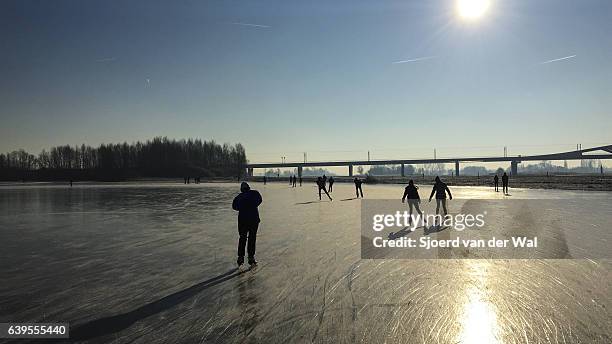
429 176 452 221
354 177 364 198
494 174 499 192
232 182 262 266
328 176 334 192
502 172 509 194
402 180 422 226
317 177 332 201
263 176 267 185
292 175 297 187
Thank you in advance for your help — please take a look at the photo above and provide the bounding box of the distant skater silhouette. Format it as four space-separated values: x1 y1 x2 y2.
402 180 422 225
354 178 364 198
429 176 452 221
69 180 73 187
292 175 297 187
494 174 499 192
232 182 262 266
328 176 334 192
502 172 509 194
263 176 267 185
299 176 302 186
317 177 332 201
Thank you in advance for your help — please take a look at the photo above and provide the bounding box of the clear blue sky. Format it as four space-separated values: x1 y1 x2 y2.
1 0 611 163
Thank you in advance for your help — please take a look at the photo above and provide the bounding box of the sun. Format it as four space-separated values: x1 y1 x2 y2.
456 0 491 20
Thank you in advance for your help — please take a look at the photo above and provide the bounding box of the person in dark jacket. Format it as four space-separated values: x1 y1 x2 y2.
402 180 422 224
429 176 452 216
494 174 499 192
328 176 335 192
502 172 509 194
232 182 262 266
317 177 332 201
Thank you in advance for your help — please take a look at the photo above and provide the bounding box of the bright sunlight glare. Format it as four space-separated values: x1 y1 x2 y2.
457 0 491 20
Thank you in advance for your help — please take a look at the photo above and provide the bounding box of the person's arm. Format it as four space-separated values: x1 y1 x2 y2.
254 191 262 207
446 186 453 200
402 188 408 202
429 186 435 201
232 196 239 211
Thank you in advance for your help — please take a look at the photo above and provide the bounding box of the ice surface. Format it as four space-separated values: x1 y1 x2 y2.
0 182 610 343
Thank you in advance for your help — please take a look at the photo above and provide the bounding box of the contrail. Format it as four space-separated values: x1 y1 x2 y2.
392 56 436 64
540 55 576 64
229 22 271 28
95 57 116 63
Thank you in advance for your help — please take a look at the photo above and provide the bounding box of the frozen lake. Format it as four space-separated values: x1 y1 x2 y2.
0 181 610 343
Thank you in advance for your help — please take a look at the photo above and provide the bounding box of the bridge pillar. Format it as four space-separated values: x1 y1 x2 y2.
297 166 303 178
455 161 460 177
511 161 518 176
348 165 353 177
401 164 405 177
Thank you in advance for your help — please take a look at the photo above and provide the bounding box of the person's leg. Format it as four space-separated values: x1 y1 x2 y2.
319 187 322 200
356 186 359 198
237 223 248 264
413 200 423 223
324 188 332 201
414 201 423 216
359 186 363 198
408 201 414 225
414 201 423 227
408 201 414 214
434 199 442 226
441 199 448 215
247 223 259 262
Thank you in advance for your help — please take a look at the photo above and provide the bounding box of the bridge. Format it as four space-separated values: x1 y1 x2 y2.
245 144 612 178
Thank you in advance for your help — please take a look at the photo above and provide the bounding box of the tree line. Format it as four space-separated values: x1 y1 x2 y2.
0 137 247 181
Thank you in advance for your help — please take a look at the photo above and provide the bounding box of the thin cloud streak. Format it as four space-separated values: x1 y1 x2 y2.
228 22 271 28
540 55 576 64
392 56 437 64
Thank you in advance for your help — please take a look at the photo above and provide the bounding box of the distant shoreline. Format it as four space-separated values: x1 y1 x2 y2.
2 174 610 192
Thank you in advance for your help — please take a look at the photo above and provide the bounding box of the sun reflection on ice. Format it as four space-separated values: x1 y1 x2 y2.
458 261 502 344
